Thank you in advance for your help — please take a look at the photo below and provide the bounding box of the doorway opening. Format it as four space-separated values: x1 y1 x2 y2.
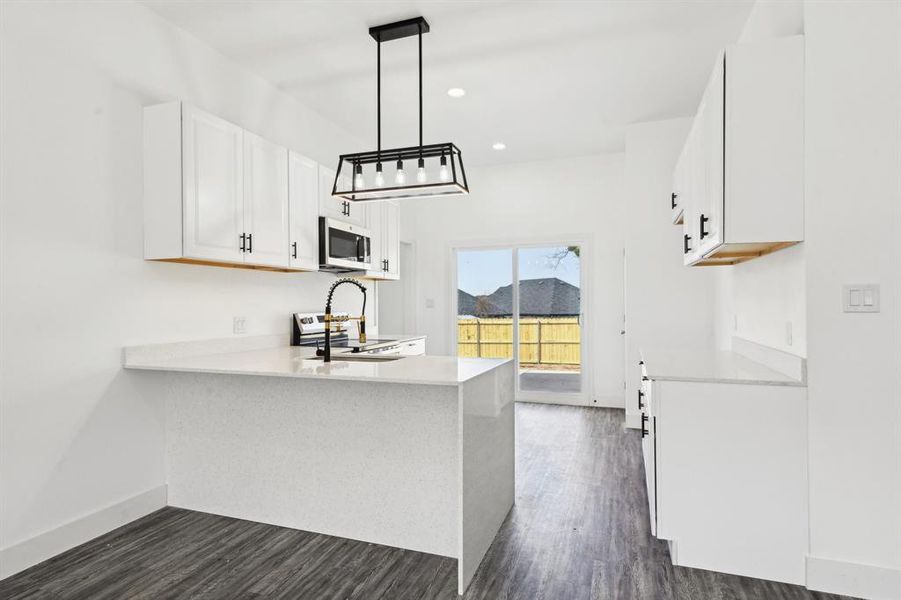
454 243 585 404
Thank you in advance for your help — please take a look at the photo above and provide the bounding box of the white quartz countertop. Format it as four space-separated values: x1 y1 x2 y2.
124 345 509 386
639 347 805 387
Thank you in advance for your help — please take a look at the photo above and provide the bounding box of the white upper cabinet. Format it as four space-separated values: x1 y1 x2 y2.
288 151 320 271
383 202 400 279
319 165 367 227
673 36 804 266
144 102 400 278
243 132 289 268
358 201 400 280
182 104 245 263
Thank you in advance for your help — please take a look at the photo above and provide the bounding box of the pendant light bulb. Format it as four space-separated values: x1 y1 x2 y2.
354 163 364 189
416 157 427 183
439 154 450 182
374 163 385 187
395 159 405 185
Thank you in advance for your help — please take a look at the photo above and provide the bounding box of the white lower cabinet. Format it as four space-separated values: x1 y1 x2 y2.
638 366 808 585
398 337 425 356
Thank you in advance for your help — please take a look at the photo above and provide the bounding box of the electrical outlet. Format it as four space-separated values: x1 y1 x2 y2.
425 298 435 309
785 322 793 346
233 316 247 334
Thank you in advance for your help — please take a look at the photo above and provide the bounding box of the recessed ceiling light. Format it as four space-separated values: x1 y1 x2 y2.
447 87 466 98
492 142 506 151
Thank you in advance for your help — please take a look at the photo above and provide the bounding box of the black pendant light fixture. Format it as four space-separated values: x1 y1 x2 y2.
332 16 469 202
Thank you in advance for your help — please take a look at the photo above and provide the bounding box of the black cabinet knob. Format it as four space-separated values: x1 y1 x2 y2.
239 233 246 252
292 242 297 259
671 192 678 209
700 214 709 239
247 233 253 253
684 234 692 254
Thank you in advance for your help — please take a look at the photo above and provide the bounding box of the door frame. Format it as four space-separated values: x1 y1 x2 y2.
449 235 592 407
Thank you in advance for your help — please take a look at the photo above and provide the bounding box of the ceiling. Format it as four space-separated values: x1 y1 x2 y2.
142 1 753 166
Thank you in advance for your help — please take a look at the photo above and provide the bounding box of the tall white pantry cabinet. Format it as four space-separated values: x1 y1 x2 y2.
673 35 804 266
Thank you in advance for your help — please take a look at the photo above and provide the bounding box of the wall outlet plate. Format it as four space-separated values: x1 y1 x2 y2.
843 284 880 313
233 316 247 334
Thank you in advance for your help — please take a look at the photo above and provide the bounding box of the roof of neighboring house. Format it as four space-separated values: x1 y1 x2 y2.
458 277 580 317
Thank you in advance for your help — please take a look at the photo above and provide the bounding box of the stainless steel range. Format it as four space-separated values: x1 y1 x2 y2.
291 312 403 355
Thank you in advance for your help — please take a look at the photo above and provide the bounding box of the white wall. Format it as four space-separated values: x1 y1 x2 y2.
623 118 716 428
713 245 807 354
400 154 625 406
803 1 901 597
0 0 371 574
711 0 808 356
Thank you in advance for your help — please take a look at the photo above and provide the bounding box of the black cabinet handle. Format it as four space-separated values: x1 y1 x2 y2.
247 233 253 253
239 233 246 253
641 414 649 438
700 214 709 239
638 389 645 411
292 242 297 259
684 233 692 254
671 192 678 209
385 259 389 272
346 202 351 217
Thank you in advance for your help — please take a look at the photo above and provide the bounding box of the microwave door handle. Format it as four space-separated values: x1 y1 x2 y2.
356 236 363 262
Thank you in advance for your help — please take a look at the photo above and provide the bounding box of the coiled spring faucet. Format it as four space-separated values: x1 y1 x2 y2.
321 278 367 363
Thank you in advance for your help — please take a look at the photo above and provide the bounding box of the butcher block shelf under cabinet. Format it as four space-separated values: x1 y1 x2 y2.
674 35 804 267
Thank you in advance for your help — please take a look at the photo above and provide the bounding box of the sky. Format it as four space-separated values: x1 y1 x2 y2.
457 246 581 296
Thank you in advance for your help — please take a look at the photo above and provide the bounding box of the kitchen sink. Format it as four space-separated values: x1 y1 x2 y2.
308 354 405 362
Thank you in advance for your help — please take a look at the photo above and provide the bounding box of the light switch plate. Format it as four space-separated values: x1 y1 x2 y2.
843 284 880 313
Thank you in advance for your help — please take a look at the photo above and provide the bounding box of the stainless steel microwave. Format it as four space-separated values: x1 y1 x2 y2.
319 217 372 272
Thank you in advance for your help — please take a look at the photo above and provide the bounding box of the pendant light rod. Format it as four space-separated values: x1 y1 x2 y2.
377 38 381 161
418 22 423 161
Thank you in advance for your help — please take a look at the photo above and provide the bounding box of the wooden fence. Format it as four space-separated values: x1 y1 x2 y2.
457 317 580 365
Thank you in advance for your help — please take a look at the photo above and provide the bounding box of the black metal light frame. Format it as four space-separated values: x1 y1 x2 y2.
332 16 469 202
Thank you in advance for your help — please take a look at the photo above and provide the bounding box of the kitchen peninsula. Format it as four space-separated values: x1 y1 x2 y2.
124 337 514 595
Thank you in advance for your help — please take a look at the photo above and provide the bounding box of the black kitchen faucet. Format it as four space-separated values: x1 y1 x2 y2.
320 278 367 362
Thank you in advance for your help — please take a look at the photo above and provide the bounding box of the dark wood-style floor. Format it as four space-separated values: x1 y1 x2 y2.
1 404 854 600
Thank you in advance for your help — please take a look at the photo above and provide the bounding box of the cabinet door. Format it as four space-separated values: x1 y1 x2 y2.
383 202 400 279
243 132 289 268
182 105 244 262
288 151 320 271
682 124 702 266
698 53 725 255
319 165 367 226
318 165 345 220
366 200 385 276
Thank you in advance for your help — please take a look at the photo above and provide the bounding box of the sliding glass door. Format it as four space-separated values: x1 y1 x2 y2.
455 243 585 404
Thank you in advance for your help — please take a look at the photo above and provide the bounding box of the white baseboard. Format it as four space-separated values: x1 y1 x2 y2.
0 485 167 580
807 555 901 600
